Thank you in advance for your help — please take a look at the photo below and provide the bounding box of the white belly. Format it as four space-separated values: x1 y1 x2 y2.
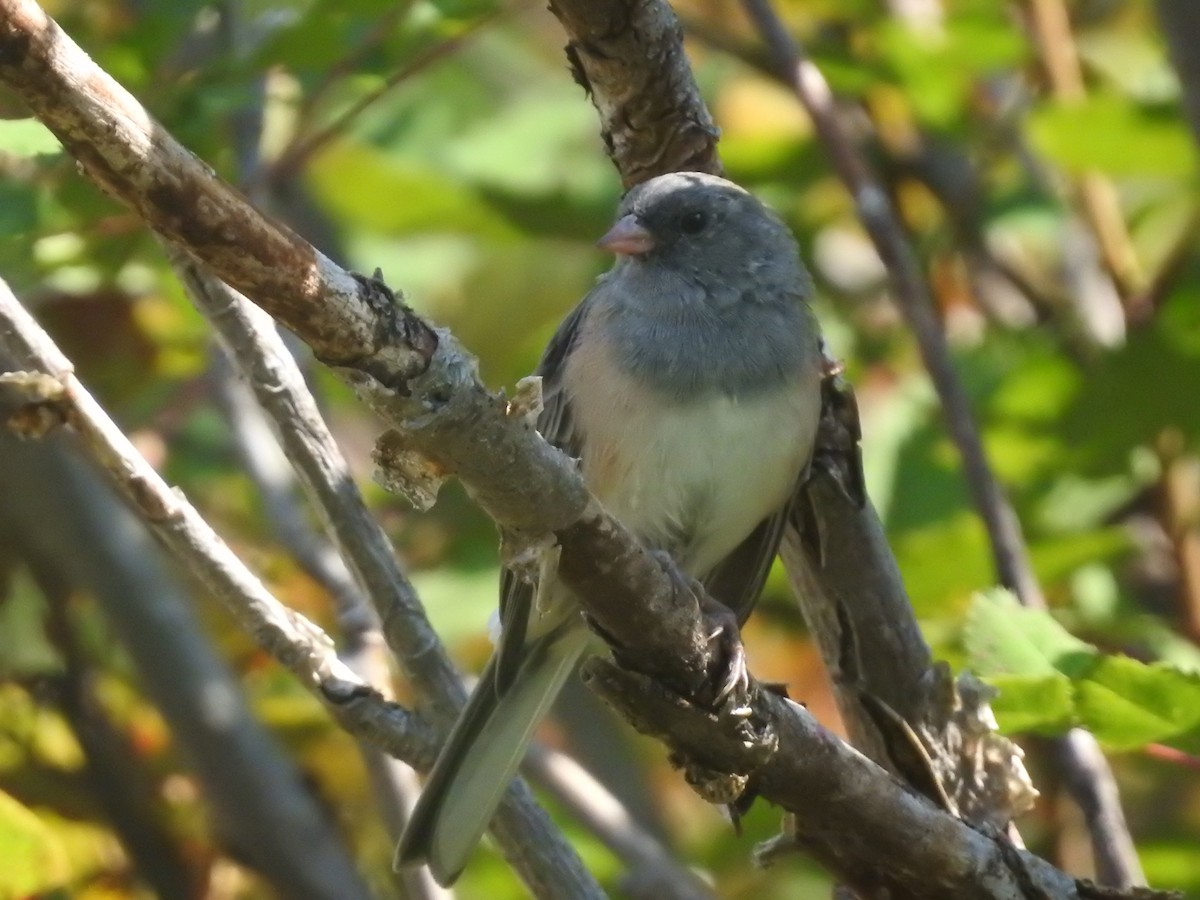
563 340 820 577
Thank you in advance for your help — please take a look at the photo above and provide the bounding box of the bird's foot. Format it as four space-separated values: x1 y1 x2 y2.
648 550 752 713
699 597 752 714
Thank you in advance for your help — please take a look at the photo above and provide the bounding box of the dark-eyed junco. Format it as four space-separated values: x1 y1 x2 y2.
396 172 823 884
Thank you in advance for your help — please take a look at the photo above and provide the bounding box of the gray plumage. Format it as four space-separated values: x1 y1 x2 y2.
395 172 823 885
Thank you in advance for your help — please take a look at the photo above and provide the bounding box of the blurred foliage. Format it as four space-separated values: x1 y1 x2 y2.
1 0 1199 897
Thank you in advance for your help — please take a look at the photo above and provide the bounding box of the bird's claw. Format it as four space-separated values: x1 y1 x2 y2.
650 549 754 712
700 598 752 713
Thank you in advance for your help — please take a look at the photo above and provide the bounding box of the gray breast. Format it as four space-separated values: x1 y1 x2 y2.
597 286 818 401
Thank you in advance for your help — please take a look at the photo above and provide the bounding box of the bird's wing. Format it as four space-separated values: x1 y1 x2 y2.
701 500 793 625
495 297 591 693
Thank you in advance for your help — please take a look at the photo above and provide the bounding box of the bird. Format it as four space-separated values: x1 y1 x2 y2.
395 171 824 885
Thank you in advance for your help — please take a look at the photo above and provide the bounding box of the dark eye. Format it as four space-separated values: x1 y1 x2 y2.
679 211 708 234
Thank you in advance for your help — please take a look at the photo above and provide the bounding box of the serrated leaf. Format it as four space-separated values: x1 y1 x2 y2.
1075 656 1200 750
963 589 1098 678
0 118 62 158
987 672 1075 735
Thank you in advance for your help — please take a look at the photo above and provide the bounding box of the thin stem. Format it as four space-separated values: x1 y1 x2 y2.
740 0 1145 887
268 9 505 181
1023 0 1143 300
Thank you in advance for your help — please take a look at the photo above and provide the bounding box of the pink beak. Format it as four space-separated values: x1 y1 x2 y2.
596 214 656 256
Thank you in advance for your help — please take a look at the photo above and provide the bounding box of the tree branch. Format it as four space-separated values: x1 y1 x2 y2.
0 0 1165 894
739 0 1144 886
546 0 721 188
0 0 417 366
0 426 392 897
1022 0 1143 300
0 286 1125 898
0 277 600 900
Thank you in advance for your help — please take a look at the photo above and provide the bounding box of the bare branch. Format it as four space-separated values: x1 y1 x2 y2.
0 0 425 365
0 0 1164 894
209 351 449 900
0 281 408 751
170 253 466 720
740 0 1145 886
0 430 380 899
547 0 721 188
523 745 714 900
740 0 1042 608
0 279 599 900
1022 0 1143 299
270 7 507 182
585 661 1103 900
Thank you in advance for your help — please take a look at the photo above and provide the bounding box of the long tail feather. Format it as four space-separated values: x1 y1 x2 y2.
395 625 591 885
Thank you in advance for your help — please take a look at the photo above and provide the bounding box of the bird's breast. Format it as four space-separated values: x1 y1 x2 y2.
562 332 820 577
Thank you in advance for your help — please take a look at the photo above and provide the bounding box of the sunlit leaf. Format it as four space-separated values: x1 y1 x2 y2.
1029 94 1196 177
1075 656 1200 750
963 589 1098 678
307 140 519 237
987 672 1074 735
0 118 61 158
0 790 68 896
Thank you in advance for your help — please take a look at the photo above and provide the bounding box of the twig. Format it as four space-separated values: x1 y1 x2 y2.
740 0 1044 620
293 1 415 128
523 744 715 900
741 0 1145 887
0 278 599 900
169 253 464 716
0 428 379 898
268 9 505 181
546 0 722 187
1143 743 1200 772
0 0 1165 894
1023 0 1143 302
1050 731 1148 889
211 6 446 888
209 352 450 900
0 279 430 762
167 258 601 899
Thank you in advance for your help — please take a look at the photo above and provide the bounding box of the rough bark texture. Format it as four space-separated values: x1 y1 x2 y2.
0 0 433 367
547 0 721 187
0 0 1168 896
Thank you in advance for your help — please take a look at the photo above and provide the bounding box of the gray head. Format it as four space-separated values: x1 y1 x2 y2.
591 172 818 398
597 172 810 310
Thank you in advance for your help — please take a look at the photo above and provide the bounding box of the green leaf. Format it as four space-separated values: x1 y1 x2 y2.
1075 656 1200 750
1139 842 1200 897
968 593 1200 749
875 12 1027 127
0 790 68 896
0 181 39 239
987 673 1075 735
0 117 61 158
1028 94 1196 178
1028 527 1133 586
963 589 1098 677
307 140 519 238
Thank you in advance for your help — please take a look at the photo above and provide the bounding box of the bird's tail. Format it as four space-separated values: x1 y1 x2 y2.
394 624 592 885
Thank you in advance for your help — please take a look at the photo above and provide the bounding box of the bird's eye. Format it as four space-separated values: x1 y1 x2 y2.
679 211 708 234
